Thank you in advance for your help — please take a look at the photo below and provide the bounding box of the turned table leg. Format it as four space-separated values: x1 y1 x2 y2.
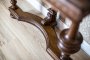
58 21 83 60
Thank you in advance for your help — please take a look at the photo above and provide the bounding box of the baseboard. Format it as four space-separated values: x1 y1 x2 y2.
26 0 90 56
81 41 90 56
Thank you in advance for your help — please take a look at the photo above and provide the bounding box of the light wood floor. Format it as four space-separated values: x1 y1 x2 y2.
0 0 90 60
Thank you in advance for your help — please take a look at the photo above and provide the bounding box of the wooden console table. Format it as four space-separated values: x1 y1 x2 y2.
9 0 90 60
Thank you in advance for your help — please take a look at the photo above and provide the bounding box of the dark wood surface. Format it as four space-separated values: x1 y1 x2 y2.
44 0 90 22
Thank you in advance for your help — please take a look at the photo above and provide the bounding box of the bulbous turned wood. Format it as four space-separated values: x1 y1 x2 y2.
41 8 57 26
58 23 83 60
59 29 83 53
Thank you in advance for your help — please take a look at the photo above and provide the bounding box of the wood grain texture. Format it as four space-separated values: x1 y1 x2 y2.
0 0 90 60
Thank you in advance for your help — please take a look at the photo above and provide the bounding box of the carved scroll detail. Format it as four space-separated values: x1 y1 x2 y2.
41 8 57 26
10 0 17 9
